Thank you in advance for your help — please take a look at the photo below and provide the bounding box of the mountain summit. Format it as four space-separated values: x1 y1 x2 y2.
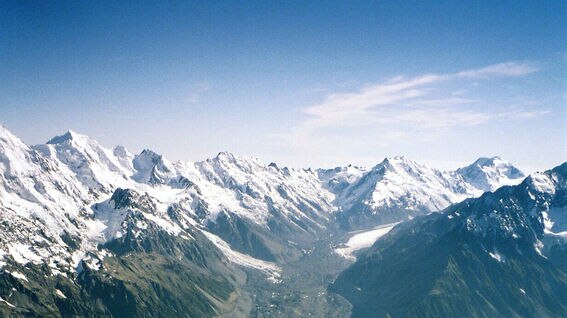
324 155 526 229
457 156 525 191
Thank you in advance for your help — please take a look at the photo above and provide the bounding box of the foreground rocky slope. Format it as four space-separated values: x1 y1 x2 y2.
331 163 567 318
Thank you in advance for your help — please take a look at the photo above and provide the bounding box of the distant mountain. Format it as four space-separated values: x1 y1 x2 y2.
457 156 525 191
322 156 525 229
330 163 567 318
0 125 532 316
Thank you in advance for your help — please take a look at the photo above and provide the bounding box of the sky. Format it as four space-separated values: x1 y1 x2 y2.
1 1 566 172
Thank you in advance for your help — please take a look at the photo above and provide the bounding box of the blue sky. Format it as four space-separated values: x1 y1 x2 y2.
1 1 565 171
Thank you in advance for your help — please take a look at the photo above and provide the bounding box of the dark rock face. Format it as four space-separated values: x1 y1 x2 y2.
331 164 567 318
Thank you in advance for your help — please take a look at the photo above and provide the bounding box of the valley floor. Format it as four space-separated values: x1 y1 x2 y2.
221 229 362 317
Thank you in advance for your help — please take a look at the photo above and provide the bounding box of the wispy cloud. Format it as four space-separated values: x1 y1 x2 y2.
282 61 547 150
184 82 210 103
456 61 539 78
298 61 541 130
497 109 551 119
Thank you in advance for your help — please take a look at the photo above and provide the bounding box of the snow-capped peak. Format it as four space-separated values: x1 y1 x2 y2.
0 125 36 176
112 145 130 158
327 155 527 229
318 164 367 192
329 156 468 221
32 130 136 195
374 155 423 173
132 149 176 185
0 125 30 155
134 149 167 168
457 156 525 192
46 130 85 145
44 130 108 158
215 151 237 161
453 162 567 250
0 124 27 146
210 151 264 169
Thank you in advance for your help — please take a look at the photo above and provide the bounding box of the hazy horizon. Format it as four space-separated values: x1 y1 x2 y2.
0 122 558 174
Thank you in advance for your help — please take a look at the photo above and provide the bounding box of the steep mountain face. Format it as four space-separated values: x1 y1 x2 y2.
323 156 525 230
330 163 567 318
457 156 525 191
192 152 336 261
0 127 342 316
0 125 534 317
0 128 274 316
318 165 366 193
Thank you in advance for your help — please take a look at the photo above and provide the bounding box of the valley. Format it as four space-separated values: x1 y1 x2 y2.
0 125 564 317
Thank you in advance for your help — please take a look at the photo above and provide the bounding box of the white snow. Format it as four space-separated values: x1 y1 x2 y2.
534 240 547 258
55 289 67 299
544 206 567 240
8 271 28 282
457 156 525 191
201 230 281 281
0 297 15 308
335 222 398 260
488 249 505 262
141 212 183 236
8 244 42 265
0 126 337 275
528 173 555 194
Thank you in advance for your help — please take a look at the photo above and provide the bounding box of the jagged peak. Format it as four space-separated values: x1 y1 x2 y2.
345 163 365 170
109 188 141 209
0 124 16 137
46 130 96 147
523 162 567 194
208 151 264 168
138 148 162 160
133 149 170 173
470 156 506 167
216 150 234 159
317 164 366 178
0 124 28 149
213 151 242 164
459 156 523 175
456 156 525 192
112 145 131 158
373 155 423 172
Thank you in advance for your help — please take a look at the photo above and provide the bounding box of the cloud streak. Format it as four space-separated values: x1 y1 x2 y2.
184 82 210 104
298 61 540 131
456 61 539 78
280 61 547 151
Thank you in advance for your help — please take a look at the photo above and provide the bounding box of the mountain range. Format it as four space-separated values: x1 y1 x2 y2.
331 163 567 317
0 125 563 317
